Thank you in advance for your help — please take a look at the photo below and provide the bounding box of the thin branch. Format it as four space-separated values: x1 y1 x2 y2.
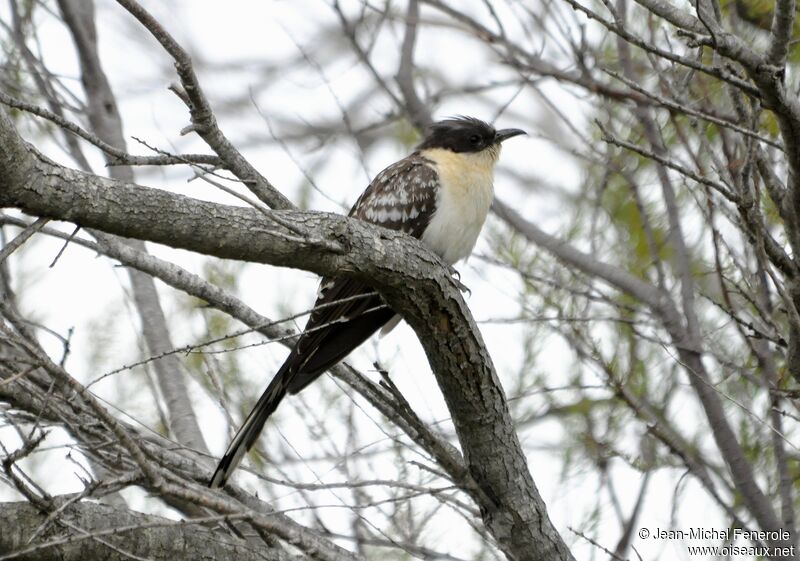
596 121 741 204
0 92 221 167
602 68 783 150
0 217 47 264
493 198 669 311
395 0 433 129
114 0 293 210
556 0 761 97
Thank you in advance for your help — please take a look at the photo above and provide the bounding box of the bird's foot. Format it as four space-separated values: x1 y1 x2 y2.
448 266 471 296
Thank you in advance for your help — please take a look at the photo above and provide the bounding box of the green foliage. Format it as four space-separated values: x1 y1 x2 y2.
599 172 671 279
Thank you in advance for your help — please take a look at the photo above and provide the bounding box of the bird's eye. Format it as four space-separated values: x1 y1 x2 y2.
469 134 482 145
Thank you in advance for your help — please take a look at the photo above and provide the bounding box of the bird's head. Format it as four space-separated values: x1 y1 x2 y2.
416 116 526 161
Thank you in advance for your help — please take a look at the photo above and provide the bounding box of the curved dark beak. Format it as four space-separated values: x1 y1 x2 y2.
494 128 527 143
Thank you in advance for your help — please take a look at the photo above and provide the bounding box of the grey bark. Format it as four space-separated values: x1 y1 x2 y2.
0 500 285 561
0 105 574 561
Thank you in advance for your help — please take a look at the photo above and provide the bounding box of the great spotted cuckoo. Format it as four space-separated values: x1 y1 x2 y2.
210 116 525 488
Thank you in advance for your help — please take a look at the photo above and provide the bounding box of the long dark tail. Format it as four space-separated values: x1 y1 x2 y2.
209 302 395 488
209 362 291 488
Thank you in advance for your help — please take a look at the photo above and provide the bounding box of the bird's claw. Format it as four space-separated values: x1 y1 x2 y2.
448 266 471 296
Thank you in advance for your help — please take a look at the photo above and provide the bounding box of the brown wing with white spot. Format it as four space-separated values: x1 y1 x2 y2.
284 154 440 391
210 153 440 488
283 154 442 383
349 153 440 238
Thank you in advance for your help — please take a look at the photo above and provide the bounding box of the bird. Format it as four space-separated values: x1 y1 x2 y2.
210 116 525 488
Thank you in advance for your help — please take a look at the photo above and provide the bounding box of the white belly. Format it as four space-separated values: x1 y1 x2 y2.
420 148 496 264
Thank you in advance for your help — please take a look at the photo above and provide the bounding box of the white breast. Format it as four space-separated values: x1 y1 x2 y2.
420 148 498 265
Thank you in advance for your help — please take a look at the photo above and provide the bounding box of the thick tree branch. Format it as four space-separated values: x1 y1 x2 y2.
0 214 479 503
0 500 284 561
0 106 574 561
